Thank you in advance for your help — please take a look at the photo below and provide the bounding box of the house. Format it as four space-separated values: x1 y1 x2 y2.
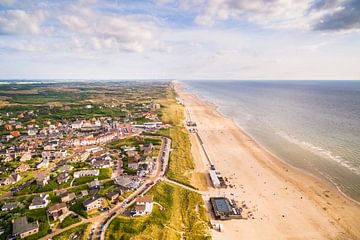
140 143 153 154
70 150 90 162
42 150 67 160
4 124 13 131
29 194 50 210
88 179 102 190
0 173 21 186
58 165 73 172
16 163 30 173
133 195 153 216
113 176 132 188
106 188 122 202
92 159 111 169
83 195 104 211
27 129 38 136
71 120 83 129
10 131 21 137
78 190 89 198
36 175 50 187
12 216 39 239
60 192 76 203
128 162 139 170
57 172 70 184
48 203 68 221
138 157 154 174
3 155 13 162
126 150 138 158
73 170 99 178
2 202 20 211
37 159 49 169
114 176 140 190
20 152 32 162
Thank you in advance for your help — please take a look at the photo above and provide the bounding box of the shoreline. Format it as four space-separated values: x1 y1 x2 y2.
207 97 360 207
174 82 360 239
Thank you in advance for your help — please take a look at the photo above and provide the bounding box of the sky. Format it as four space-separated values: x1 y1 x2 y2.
0 0 359 80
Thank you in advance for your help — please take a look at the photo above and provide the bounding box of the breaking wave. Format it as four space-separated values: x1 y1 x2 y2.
276 131 360 176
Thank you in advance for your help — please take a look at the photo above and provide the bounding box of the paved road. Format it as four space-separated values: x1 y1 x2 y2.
97 136 171 240
39 136 171 240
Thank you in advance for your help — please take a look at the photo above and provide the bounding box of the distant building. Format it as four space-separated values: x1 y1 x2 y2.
209 197 242 220
88 179 102 190
48 203 68 221
12 216 39 239
73 170 99 178
36 175 50 187
106 188 122 202
133 195 153 216
57 172 70 184
2 202 20 211
60 192 76 203
0 173 21 186
71 120 83 129
92 159 111 169
140 143 153 154
20 152 32 162
37 159 49 169
58 165 74 173
83 195 103 211
15 163 30 173
29 194 50 210
209 170 221 188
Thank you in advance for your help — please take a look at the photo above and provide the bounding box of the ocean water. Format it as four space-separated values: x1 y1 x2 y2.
182 80 360 202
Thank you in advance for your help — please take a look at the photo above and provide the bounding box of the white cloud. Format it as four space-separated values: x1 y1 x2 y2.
56 3 167 53
0 0 16 6
0 9 45 34
193 0 313 29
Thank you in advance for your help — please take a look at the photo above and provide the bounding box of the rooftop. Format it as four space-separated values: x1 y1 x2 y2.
12 216 39 236
136 195 153 203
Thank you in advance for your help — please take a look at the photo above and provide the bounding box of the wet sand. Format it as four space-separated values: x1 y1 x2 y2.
175 83 360 240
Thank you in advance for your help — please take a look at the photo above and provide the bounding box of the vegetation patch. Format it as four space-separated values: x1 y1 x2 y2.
60 214 81 228
69 197 88 218
105 181 209 240
157 87 195 187
53 223 89 240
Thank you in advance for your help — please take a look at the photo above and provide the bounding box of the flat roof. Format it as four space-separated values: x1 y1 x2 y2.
210 197 232 214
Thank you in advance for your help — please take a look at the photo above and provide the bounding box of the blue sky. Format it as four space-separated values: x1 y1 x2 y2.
0 0 359 80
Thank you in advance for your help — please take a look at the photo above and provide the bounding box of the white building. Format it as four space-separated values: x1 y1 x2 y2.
37 159 49 169
73 170 99 178
134 195 153 216
29 194 50 210
209 170 221 188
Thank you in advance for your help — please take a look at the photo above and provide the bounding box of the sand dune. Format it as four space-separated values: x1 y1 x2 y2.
175 83 360 240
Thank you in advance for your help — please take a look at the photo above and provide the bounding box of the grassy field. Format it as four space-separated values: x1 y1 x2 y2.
53 223 90 240
60 214 81 228
105 181 210 240
156 87 195 187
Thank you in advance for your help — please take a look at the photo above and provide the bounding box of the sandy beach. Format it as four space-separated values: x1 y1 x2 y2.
175 83 360 240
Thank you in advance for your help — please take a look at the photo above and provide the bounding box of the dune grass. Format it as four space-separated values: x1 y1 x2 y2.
105 181 210 240
156 86 195 187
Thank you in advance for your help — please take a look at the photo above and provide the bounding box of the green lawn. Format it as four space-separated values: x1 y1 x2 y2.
60 214 81 228
108 136 162 149
53 223 90 240
69 197 88 218
24 208 50 240
105 181 210 240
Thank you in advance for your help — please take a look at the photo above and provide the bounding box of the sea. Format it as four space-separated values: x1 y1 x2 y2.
181 80 360 202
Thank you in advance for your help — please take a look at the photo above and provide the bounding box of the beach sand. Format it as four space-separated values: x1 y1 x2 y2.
175 83 360 240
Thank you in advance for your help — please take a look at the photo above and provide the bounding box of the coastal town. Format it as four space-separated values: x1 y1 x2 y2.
1 80 359 240
0 82 182 240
